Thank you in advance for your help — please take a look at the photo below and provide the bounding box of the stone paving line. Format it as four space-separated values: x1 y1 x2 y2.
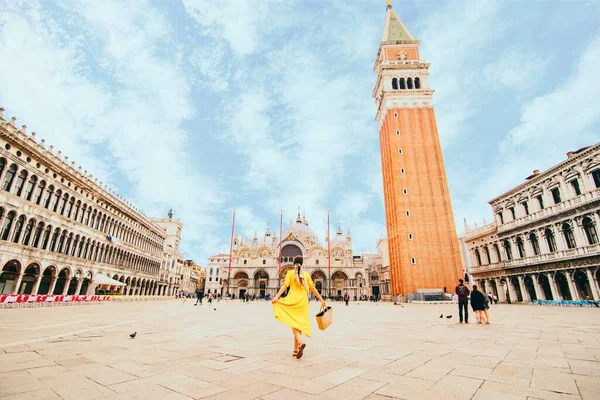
0 300 599 400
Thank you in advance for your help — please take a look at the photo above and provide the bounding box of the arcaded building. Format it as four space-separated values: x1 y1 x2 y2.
372 4 462 296
0 108 170 296
464 143 600 302
207 212 369 299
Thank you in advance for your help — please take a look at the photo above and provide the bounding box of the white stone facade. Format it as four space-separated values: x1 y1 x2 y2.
0 108 173 297
464 143 600 302
207 213 370 299
152 217 185 296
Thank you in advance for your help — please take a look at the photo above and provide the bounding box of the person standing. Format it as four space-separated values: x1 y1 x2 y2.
470 285 487 324
195 289 203 306
344 293 349 306
455 279 470 324
272 256 326 359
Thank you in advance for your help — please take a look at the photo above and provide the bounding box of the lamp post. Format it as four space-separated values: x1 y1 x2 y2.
226 208 236 298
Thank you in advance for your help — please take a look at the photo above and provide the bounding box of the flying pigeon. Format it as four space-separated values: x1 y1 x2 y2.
439 314 443 318
130 332 137 339
446 315 452 319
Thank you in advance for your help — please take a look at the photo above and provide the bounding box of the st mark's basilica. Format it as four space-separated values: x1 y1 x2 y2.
204 212 373 299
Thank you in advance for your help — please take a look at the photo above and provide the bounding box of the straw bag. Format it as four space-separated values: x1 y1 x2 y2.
316 305 333 331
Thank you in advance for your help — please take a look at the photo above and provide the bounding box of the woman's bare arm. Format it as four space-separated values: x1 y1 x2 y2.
310 286 326 306
272 285 288 303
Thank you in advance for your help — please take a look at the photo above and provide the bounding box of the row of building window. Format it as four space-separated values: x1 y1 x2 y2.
0 158 161 254
391 77 421 90
497 172 600 224
474 218 598 266
0 207 159 274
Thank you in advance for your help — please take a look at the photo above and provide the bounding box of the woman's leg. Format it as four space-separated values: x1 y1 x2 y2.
292 328 300 352
484 308 490 323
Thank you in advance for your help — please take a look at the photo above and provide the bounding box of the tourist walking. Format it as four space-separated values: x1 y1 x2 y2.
344 293 349 306
455 279 470 324
470 285 487 324
482 293 491 324
272 256 327 359
195 289 203 306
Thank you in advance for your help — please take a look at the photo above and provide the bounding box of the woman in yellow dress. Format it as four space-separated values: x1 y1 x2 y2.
272 255 326 359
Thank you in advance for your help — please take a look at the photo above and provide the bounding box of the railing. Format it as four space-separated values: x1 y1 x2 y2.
498 189 600 233
471 243 600 272
381 60 427 66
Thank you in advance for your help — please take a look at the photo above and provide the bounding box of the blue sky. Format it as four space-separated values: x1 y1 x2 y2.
1 0 599 264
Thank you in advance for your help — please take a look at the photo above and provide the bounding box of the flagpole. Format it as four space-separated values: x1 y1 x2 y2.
279 209 283 274
226 208 236 298
327 210 331 299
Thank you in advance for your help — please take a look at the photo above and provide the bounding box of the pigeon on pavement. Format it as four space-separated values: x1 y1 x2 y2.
130 332 137 339
446 315 452 319
439 314 443 318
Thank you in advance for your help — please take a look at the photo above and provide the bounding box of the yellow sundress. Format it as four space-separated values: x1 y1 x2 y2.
272 270 315 336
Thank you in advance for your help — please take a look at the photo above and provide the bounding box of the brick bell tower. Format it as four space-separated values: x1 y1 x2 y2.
373 1 462 296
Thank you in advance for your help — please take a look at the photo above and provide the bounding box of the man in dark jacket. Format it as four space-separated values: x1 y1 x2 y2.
195 289 203 306
455 279 470 323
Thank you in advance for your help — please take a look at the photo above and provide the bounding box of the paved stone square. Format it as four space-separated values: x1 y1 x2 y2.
1 300 600 400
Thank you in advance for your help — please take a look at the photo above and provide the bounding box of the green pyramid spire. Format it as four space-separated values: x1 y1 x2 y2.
382 4 415 42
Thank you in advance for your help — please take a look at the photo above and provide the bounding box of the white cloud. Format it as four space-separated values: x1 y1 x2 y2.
234 206 267 239
417 0 505 143
483 50 549 91
0 0 226 262
182 0 270 56
219 42 378 241
189 43 230 92
460 32 600 230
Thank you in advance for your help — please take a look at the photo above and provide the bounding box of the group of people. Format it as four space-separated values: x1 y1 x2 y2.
455 279 492 324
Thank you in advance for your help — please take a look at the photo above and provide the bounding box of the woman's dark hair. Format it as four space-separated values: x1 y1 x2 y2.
293 255 303 266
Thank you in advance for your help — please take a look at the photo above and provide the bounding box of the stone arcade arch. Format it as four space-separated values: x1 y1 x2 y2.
280 244 302 264
573 269 592 299
0 260 22 294
524 275 537 301
53 268 70 295
311 270 326 295
331 271 348 297
538 273 554 300
38 266 56 295
555 272 572 300
510 277 523 302
254 270 269 297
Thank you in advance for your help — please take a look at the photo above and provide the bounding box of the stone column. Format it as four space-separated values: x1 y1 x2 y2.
532 275 545 300
547 273 560 300
566 271 580 301
585 269 600 300
62 279 71 295
32 275 43 295
13 273 24 294
48 278 58 295
507 279 518 303
517 276 530 302
75 279 83 296
495 279 507 302
572 219 586 248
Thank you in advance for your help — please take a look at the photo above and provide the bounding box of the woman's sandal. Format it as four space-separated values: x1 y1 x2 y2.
296 342 306 359
292 350 298 357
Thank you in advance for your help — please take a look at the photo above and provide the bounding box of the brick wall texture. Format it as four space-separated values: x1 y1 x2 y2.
379 106 463 295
